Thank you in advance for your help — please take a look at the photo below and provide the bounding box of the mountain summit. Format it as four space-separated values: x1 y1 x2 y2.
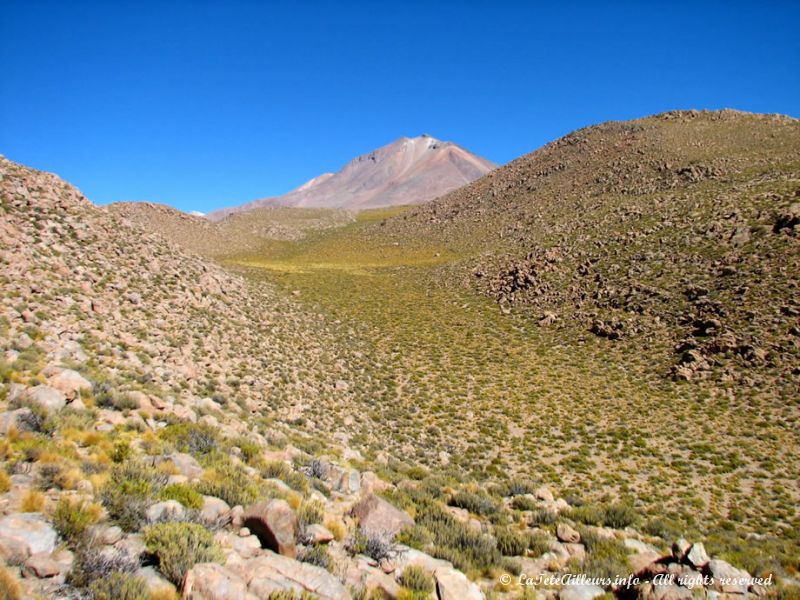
209 135 496 219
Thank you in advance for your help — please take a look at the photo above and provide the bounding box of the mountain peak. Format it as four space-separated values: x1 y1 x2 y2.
209 136 495 219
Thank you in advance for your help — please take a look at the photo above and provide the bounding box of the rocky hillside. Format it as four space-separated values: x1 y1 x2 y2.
379 110 800 392
209 135 496 218
108 202 354 259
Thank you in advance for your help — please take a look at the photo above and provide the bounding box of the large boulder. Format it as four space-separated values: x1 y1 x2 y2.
242 499 298 558
237 553 351 600
0 407 33 434
145 500 186 523
434 567 484 600
23 385 66 413
557 523 581 543
183 562 253 600
200 496 232 526
46 369 92 400
0 513 58 562
351 494 414 537
685 543 709 569
163 452 204 480
560 584 606 600
707 559 751 594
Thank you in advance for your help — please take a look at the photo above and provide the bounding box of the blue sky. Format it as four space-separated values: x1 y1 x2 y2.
1 1 798 214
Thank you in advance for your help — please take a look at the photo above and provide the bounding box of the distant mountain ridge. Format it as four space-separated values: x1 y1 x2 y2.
208 134 496 220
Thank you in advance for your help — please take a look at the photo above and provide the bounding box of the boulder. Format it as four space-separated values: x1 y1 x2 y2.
304 524 334 545
0 513 58 561
242 499 298 558
200 496 232 526
46 369 91 399
351 494 414 537
685 543 709 569
145 500 186 523
136 566 177 596
0 408 33 434
557 523 581 544
535 486 555 502
707 559 750 594
638 582 693 600
560 584 605 600
164 452 204 479
23 385 66 413
434 567 483 600
22 552 63 578
183 562 252 600
238 552 351 600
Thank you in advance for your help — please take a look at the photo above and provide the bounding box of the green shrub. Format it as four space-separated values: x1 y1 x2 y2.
259 460 309 493
528 508 558 525
231 436 262 462
101 459 168 531
495 527 529 556
511 495 538 511
448 489 499 516
53 497 101 546
159 483 204 510
398 565 434 593
195 453 259 506
603 504 639 529
68 544 140 589
346 530 401 563
88 573 149 600
297 499 325 528
143 522 224 585
578 527 630 580
159 422 220 457
297 544 332 570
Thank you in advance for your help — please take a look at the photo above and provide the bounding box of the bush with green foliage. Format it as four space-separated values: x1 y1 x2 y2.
52 497 101 546
346 530 402 563
448 489 499 516
68 544 140 589
195 452 259 506
143 522 224 585
101 459 168 531
159 483 204 510
398 565 434 593
495 527 530 556
259 459 309 493
569 503 638 528
88 573 149 600
297 544 332 570
159 422 220 457
578 527 631 580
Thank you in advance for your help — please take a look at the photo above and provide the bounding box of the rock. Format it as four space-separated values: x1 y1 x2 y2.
535 486 555 502
334 468 361 495
563 543 586 561
183 562 252 600
0 408 33 434
707 559 750 594
136 565 177 595
560 584 605 600
22 552 62 578
557 523 581 544
23 385 66 413
215 531 262 560
163 452 204 479
46 369 91 399
360 471 389 495
242 499 298 558
638 582 692 600
237 552 350 600
351 493 414 538
145 500 186 523
685 542 709 568
434 567 483 600
671 538 691 560
0 513 58 561
200 496 231 526
304 524 334 545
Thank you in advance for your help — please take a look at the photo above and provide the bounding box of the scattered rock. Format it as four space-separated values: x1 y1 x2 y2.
242 499 298 558
351 493 414 537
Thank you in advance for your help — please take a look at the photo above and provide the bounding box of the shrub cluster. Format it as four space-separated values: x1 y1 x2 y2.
143 522 224 585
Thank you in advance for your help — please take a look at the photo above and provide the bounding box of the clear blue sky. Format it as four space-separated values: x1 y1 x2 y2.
1 1 798 213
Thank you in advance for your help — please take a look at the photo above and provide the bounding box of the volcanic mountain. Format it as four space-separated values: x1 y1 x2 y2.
208 134 496 219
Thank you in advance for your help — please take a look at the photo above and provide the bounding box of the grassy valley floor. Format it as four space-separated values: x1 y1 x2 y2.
226 207 799 569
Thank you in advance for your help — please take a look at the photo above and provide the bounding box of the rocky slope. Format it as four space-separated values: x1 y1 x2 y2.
108 201 354 259
378 110 800 392
209 135 496 218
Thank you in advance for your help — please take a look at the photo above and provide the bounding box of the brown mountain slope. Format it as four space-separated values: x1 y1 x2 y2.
0 156 370 436
108 201 353 258
377 110 800 391
209 134 496 219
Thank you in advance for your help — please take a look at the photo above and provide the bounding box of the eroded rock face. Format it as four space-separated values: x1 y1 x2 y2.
239 553 351 600
46 368 92 399
351 493 414 537
242 499 298 558
23 385 66 413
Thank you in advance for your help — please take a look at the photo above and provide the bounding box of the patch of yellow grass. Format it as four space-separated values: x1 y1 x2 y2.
20 489 46 512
